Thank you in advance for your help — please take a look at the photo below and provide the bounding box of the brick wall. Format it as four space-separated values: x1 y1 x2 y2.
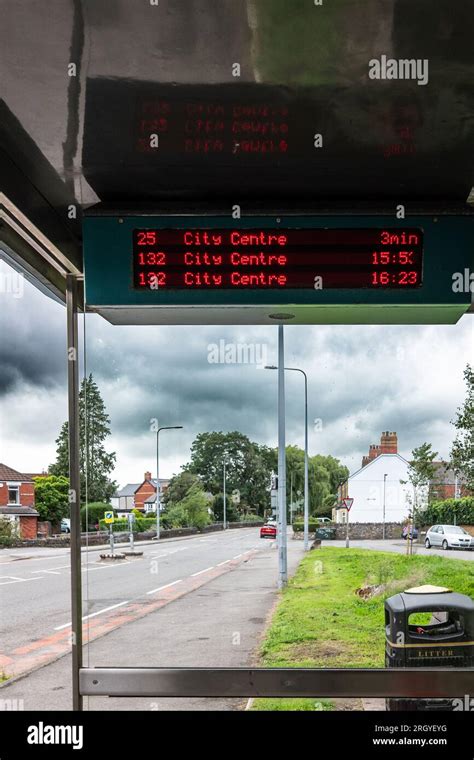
134 480 156 510
0 481 35 507
19 515 38 539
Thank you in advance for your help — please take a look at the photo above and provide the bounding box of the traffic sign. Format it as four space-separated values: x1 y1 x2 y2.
104 511 115 524
342 498 354 511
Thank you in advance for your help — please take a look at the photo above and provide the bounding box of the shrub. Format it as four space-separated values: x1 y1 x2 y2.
98 517 157 533
0 517 16 545
292 521 322 533
237 514 265 524
422 497 474 526
81 502 113 530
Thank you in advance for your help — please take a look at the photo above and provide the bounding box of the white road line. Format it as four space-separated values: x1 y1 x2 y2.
31 564 70 573
146 579 183 595
54 600 131 630
191 566 214 577
0 576 42 586
233 554 242 559
216 559 231 566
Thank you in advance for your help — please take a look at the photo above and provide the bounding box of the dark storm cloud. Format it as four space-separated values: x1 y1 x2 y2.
0 267 66 394
1 256 472 476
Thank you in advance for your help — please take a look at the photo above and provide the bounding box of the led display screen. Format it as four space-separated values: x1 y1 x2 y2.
132 228 423 290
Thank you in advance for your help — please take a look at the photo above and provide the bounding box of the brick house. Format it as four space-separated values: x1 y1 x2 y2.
112 471 170 515
429 462 471 500
0 463 39 539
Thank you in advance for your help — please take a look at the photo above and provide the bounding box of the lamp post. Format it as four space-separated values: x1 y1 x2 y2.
155 425 183 540
265 364 309 551
223 459 227 530
382 473 388 540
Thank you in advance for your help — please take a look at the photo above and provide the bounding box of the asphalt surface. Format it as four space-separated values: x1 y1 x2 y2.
0 529 274 656
0 529 305 711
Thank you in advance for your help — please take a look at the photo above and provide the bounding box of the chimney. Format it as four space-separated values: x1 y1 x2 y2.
380 431 398 454
144 471 152 481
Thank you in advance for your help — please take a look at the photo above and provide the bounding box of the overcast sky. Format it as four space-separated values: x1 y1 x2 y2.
0 260 472 489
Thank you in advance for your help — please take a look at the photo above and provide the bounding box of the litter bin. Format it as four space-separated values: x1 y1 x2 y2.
385 584 474 711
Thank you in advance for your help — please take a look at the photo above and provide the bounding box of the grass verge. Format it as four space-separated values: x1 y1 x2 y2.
252 547 474 711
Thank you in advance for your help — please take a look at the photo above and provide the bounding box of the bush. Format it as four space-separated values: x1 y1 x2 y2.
422 497 474 526
237 514 265 524
292 521 324 533
98 517 157 533
0 517 16 545
81 502 113 531
161 505 190 529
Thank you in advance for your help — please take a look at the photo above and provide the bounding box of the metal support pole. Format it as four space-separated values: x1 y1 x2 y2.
156 431 160 541
302 372 309 552
382 473 387 541
223 460 227 530
66 274 83 712
277 325 287 587
109 523 115 554
345 509 350 549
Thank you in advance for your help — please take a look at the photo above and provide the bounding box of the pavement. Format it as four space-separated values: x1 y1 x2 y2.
0 529 305 710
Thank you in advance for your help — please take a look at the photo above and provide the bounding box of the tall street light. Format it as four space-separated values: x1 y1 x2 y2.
155 425 183 540
265 364 310 552
222 458 227 530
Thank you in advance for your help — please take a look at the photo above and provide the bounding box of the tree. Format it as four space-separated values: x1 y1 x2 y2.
212 493 239 523
162 471 202 506
175 483 211 530
50 374 117 503
450 364 474 492
34 475 69 525
402 442 439 522
187 431 273 514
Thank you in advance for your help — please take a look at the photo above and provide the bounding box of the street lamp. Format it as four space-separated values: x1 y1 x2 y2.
155 425 183 540
382 473 388 541
222 459 227 530
265 364 310 552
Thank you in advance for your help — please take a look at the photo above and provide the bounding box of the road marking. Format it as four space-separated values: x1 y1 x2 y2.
54 600 131 630
216 559 231 566
0 576 42 586
191 566 214 577
146 579 183 595
233 554 242 559
31 564 71 573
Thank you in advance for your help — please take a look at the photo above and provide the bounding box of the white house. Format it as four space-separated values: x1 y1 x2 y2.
334 453 412 524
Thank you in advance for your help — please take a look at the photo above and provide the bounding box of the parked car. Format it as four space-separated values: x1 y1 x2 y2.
260 523 277 539
317 517 332 524
425 524 474 551
60 518 71 534
401 525 418 540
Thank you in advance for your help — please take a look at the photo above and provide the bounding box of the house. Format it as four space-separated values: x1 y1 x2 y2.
0 463 39 539
429 462 470 501
333 433 412 524
112 471 170 516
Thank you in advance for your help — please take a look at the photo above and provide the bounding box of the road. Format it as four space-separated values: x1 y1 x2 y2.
0 528 306 710
0 528 276 659
328 539 474 561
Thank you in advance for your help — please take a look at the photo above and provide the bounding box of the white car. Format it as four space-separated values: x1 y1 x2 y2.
424 524 474 551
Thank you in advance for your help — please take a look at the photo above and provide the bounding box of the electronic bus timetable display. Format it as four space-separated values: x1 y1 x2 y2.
132 228 423 291
83 213 473 325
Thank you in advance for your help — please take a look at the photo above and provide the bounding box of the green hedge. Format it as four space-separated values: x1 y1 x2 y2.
422 497 474 526
98 517 157 533
292 521 320 533
81 503 113 531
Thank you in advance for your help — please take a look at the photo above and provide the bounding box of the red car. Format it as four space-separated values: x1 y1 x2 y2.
260 524 277 539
